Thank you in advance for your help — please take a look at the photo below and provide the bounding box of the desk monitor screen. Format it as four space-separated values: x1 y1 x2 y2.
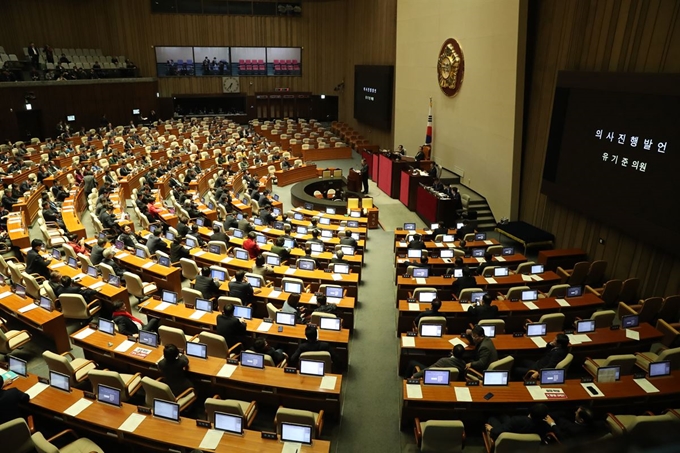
276 311 296 326
233 305 252 320
622 314 639 328
527 323 547 337
153 399 180 423
456 222 465 229
597 366 621 382
241 351 265 369
87 265 98 278
233 229 244 239
39 296 52 311
108 275 121 287
185 237 197 248
196 218 205 226
481 325 496 338
441 235 455 243
266 255 281 266
304 203 314 210
502 247 515 256
423 369 450 385
325 286 343 299
209 244 221 254
98 318 115 335
333 263 350 275
185 342 207 359
320 229 332 238
8 355 27 377
576 319 596 334
139 330 158 347
475 233 487 241
165 231 175 241
567 286 583 297
521 290 538 301
540 368 565 385
407 249 422 259
195 298 212 313
298 260 315 271
319 317 341 331
66 115 76 122
135 247 146 259
294 213 304 221
246 276 261 288
273 194 280 202
440 249 454 259
211 269 226 281
470 291 487 304
97 384 121 407
531 264 545 274
132 108 140 115
274 221 284 230
253 218 263 226
158 255 171 267
412 268 429 278
649 361 671 378
453 268 464 278
430 223 440 230
49 370 71 392
341 246 355 256
472 248 485 258
493 267 510 277
273 208 281 217
310 243 324 253
347 220 359 228
351 232 360 241
98 232 107 241
326 207 336 214
283 281 302 294
208 202 215 210
417 291 437 303
281 422 313 445
235 249 249 261
483 371 509 386
420 324 443 338
68 257 78 269
404 223 416 230
296 226 308 235
236 213 244 221
149 225 158 234
162 290 178 304
300 359 325 377
214 411 244 436
255 235 267 246
52 248 61 260
349 211 361 218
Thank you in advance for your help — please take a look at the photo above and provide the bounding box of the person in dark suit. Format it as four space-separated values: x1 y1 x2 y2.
176 216 190 237
228 270 254 305
546 407 604 443
312 293 336 315
169 238 190 263
158 344 193 396
466 325 498 372
414 299 443 327
467 294 500 323
360 158 369 194
58 276 98 302
26 239 51 279
111 301 159 336
90 238 107 265
451 186 463 212
27 42 39 67
237 217 254 234
146 228 168 254
414 146 426 161
259 205 275 226
451 267 478 298
101 249 125 277
289 325 340 366
0 375 30 424
270 237 291 261
194 267 221 299
210 224 230 246
457 220 474 239
216 303 247 348
252 338 286 366
513 333 570 380
339 230 357 247
485 404 551 441
407 344 467 381
82 171 97 196
118 225 141 250
476 252 495 276
330 250 349 265
432 222 449 237
407 234 426 250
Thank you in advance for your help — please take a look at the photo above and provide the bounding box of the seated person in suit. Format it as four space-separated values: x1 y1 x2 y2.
306 229 323 245
170 237 190 263
194 267 221 299
281 293 307 324
146 228 169 254
259 205 276 226
242 231 261 259
118 225 141 250
111 300 159 336
0 375 30 424
451 266 477 298
251 254 274 277
339 230 357 247
289 325 340 366
26 239 52 279
176 215 190 237
190 225 207 247
467 294 500 323
101 249 125 278
228 270 254 305
216 303 247 348
476 252 494 276
457 220 474 238
407 254 430 271
414 299 442 327
546 407 605 442
513 333 570 380
210 224 230 246
485 403 551 441
90 238 107 265
406 344 466 381
466 325 498 372
58 275 98 302
158 344 193 397
253 337 286 366
407 234 426 250
331 250 349 265
313 293 336 314
270 237 291 261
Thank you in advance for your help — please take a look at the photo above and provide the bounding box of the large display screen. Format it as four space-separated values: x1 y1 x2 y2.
541 72 680 255
353 65 394 131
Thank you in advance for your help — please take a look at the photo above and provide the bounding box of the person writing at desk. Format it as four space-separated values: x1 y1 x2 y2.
158 344 194 397
26 239 52 279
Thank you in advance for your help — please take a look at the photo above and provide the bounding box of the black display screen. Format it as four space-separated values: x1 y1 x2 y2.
354 65 394 130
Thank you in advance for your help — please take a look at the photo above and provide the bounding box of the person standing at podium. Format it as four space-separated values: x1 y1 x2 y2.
360 158 369 194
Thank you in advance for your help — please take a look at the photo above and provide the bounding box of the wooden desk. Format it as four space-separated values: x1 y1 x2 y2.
400 170 433 211
394 239 501 252
12 374 331 452
293 207 369 226
301 146 352 162
114 250 182 295
396 293 604 334
400 372 680 429
276 165 319 187
6 211 30 250
0 287 70 353
416 185 457 226
393 254 528 279
537 248 588 272
13 186 42 225
71 327 344 418
397 324 661 375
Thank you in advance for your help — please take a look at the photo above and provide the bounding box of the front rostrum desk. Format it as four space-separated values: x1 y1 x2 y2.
70 326 343 418
10 374 330 452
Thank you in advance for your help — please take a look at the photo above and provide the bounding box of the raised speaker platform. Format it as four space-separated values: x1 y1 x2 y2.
290 177 364 214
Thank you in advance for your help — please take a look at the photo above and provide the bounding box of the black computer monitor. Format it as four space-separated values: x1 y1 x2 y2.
161 290 178 305
97 384 122 407
299 359 325 377
482 371 509 386
540 368 565 385
185 342 208 359
280 423 313 445
139 330 158 348
98 318 115 335
153 399 180 423
240 351 265 369
423 369 450 385
275 311 296 326
49 370 71 392
214 411 244 436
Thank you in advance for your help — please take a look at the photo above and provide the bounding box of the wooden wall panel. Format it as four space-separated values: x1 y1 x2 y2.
521 0 680 297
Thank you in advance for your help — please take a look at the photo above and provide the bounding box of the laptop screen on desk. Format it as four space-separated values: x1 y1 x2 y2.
441 234 455 242
531 264 544 274
470 291 487 303
475 233 487 241
567 286 582 297
407 249 422 259
49 370 71 392
246 276 261 288
211 269 226 281
153 399 180 422
233 229 244 238
39 296 53 311
135 247 146 259
185 237 197 248
214 411 243 435
139 330 158 347
440 249 453 259
417 291 437 303
576 320 596 333
481 325 496 338
108 275 121 287
298 260 315 271
165 231 175 241
319 217 331 225
241 351 265 369
195 298 212 312
162 290 178 304
420 324 443 337
276 311 296 326
253 218 263 226
296 226 308 234
281 423 313 445
233 305 252 320
502 247 514 256
294 213 304 221
300 359 325 377
310 243 324 253
8 355 27 377
97 384 121 407
404 223 416 230
196 218 205 226
320 230 332 238
349 211 360 218
649 361 671 378
472 248 485 257
209 244 221 254
158 255 171 267
540 369 565 385
87 265 98 278
235 249 249 261
622 314 639 328
493 267 509 277
325 286 343 299
98 318 115 335
266 255 281 266
452 268 463 278
185 342 207 359
597 366 621 382
284 282 302 294
526 323 547 337
423 369 450 385
68 257 78 269
347 221 359 228
412 268 429 278
319 317 341 331
483 371 509 386
256 235 267 244
326 207 336 214
52 248 61 260
521 290 538 301
341 246 354 256
333 263 349 275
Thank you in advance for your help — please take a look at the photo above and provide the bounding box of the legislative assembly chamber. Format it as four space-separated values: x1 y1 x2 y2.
0 1 678 452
